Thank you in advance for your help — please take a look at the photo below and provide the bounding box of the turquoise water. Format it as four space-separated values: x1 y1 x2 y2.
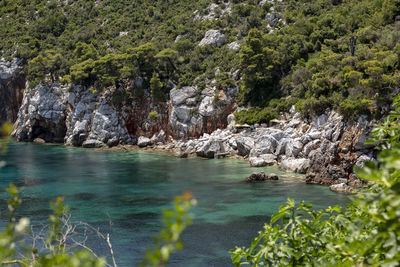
0 142 349 266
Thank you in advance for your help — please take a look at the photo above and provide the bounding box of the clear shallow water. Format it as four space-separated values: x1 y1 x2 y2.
0 142 349 266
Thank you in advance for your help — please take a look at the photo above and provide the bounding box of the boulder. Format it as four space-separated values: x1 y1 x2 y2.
82 139 104 148
196 140 223 158
249 154 277 167
227 41 240 51
355 154 374 168
329 183 355 193
279 158 310 174
170 86 197 106
198 30 226 46
174 150 188 158
302 139 321 157
245 171 279 182
250 135 278 157
151 130 166 144
285 140 303 158
137 136 152 147
33 138 45 144
236 136 254 157
275 138 289 156
107 136 119 147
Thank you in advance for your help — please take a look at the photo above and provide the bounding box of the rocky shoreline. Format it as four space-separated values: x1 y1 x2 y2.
0 59 376 192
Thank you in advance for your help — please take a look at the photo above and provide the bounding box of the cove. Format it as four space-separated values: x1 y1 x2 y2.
0 142 349 266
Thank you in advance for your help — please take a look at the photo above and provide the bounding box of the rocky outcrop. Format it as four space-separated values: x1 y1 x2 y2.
198 30 226 46
0 59 24 124
169 85 237 138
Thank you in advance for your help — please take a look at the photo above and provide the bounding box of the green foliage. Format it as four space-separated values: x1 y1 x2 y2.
238 28 275 106
236 0 400 122
149 111 159 121
230 96 400 266
0 123 12 168
150 73 164 102
235 107 278 125
0 185 106 266
367 94 400 150
141 192 196 267
27 50 63 87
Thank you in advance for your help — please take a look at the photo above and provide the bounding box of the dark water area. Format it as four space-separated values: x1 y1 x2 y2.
0 142 349 266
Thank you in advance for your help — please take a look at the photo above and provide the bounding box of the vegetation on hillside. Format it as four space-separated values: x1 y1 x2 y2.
236 0 400 123
3 0 399 123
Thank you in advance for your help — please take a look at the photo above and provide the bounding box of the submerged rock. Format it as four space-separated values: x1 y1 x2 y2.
245 172 279 182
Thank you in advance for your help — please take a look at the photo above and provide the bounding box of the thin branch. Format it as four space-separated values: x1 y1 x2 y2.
106 234 118 267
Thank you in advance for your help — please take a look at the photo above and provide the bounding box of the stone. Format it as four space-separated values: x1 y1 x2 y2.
355 154 374 168
265 13 279 26
249 154 277 167
198 30 226 46
137 136 152 147
285 140 303 158
33 138 45 144
275 138 289 156
302 139 321 157
250 135 278 157
309 131 322 140
174 150 188 158
227 41 240 51
196 140 226 158
236 136 254 157
107 136 119 147
314 114 328 129
170 86 197 106
151 130 166 144
245 171 279 182
329 183 355 193
82 139 104 148
279 158 311 174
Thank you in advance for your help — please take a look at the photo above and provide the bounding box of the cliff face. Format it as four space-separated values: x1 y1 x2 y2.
0 59 24 125
12 81 237 146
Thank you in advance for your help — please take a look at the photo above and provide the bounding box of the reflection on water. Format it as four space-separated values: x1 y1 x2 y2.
0 142 349 266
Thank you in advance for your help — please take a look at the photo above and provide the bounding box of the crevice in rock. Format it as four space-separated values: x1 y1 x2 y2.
31 119 67 143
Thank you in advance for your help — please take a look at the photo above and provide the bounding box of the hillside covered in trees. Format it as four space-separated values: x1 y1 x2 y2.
1 0 400 123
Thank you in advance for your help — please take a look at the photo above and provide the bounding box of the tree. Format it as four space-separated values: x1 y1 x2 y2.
155 48 178 77
150 72 164 102
238 28 274 106
27 50 63 88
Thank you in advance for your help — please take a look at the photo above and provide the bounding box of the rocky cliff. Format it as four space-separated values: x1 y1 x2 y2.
0 59 24 124
12 80 237 147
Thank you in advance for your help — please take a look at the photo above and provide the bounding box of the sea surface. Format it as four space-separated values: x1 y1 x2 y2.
0 142 349 266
